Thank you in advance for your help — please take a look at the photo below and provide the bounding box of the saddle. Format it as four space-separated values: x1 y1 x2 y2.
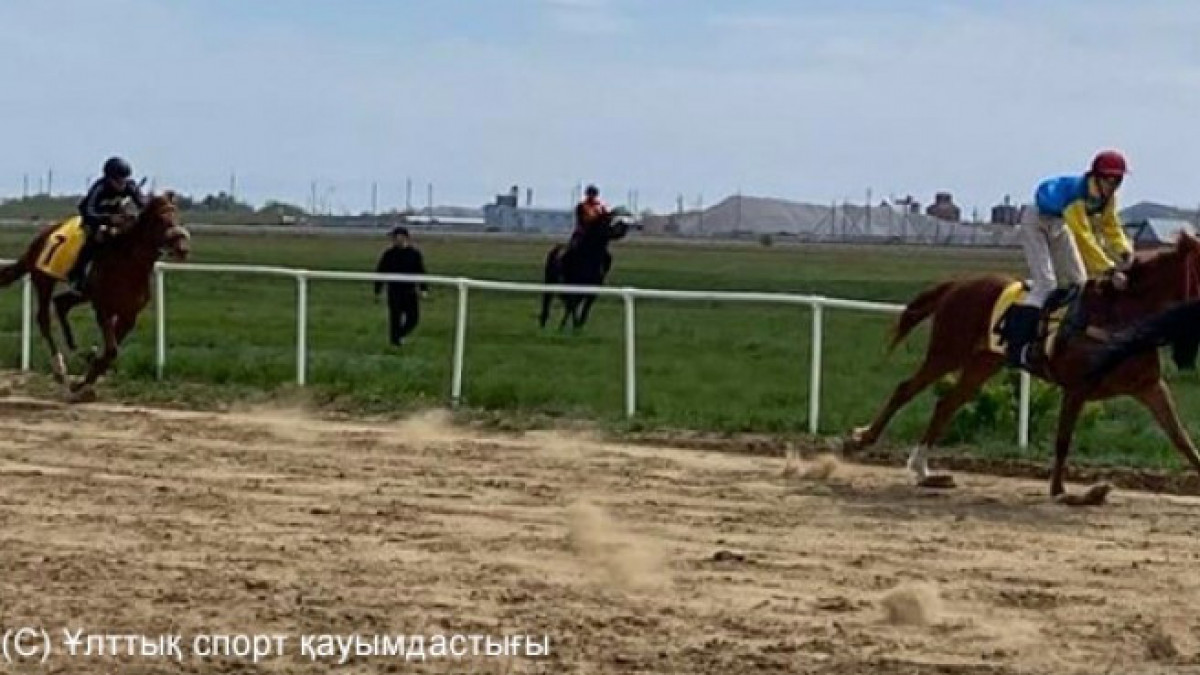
34 216 88 281
990 282 1090 364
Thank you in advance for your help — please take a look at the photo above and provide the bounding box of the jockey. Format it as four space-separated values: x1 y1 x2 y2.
568 184 608 253
69 156 146 293
1004 149 1133 369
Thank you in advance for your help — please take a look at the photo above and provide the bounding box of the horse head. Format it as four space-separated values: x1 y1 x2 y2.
578 206 634 252
133 190 191 262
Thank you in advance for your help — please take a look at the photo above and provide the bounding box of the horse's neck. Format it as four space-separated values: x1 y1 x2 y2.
1084 285 1171 329
100 226 158 274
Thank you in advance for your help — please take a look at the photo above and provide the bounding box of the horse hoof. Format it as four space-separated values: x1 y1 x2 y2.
1055 482 1112 507
66 387 96 404
843 426 871 453
917 473 956 489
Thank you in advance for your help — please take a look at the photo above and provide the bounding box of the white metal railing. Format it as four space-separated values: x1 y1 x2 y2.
1 260 1034 446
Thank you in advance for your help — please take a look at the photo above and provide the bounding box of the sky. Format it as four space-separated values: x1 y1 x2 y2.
2 0 1199 216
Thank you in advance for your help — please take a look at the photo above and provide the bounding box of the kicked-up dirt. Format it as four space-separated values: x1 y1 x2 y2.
0 394 1199 673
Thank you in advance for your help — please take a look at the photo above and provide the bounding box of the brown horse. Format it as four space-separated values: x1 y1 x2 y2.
539 208 631 331
0 192 190 398
845 232 1200 499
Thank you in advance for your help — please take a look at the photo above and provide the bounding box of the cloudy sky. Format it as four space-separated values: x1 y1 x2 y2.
2 0 1198 215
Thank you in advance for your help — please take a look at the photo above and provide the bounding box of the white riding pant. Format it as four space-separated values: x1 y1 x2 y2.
1015 205 1087 307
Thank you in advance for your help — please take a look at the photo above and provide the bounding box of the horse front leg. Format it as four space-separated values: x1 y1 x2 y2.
1135 379 1200 475
72 312 124 394
575 294 598 329
559 293 578 332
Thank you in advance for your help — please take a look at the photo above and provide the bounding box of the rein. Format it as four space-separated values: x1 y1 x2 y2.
1184 249 1200 302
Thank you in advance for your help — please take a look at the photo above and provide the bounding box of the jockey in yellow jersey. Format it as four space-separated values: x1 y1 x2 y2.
1004 150 1133 369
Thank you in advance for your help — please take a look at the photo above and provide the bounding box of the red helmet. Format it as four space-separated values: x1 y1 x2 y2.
1090 150 1128 177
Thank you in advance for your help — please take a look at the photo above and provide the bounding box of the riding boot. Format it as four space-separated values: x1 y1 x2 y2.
1004 304 1042 369
67 239 96 294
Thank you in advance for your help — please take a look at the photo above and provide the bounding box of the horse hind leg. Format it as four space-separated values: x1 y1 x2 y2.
53 291 85 352
32 276 68 386
539 292 554 328
905 354 1003 487
845 352 958 452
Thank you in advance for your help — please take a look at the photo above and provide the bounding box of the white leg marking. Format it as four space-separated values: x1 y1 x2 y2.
906 445 930 481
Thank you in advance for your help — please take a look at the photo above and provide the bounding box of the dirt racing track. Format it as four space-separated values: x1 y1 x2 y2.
2 392 1200 674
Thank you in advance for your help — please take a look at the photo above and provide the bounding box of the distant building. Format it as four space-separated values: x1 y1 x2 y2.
991 195 1019 225
482 186 574 232
1123 218 1197 249
926 192 962 222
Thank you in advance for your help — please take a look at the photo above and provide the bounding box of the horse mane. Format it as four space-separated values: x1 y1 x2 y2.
143 191 178 217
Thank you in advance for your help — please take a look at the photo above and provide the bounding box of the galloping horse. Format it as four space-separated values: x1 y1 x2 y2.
845 231 1200 500
538 208 632 331
0 192 191 398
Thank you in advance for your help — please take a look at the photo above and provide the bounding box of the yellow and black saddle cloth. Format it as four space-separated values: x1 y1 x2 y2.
33 216 88 281
988 281 1088 363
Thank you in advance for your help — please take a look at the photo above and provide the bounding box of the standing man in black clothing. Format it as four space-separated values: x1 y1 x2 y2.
374 226 428 346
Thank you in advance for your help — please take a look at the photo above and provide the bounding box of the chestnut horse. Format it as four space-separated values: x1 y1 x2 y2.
0 192 190 398
845 232 1200 499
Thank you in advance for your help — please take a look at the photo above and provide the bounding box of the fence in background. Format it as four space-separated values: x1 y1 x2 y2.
0 261 1034 446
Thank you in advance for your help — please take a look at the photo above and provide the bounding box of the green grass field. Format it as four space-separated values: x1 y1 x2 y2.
0 226 1195 470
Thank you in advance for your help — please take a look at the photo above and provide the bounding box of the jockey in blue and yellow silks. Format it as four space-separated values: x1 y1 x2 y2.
1004 150 1133 369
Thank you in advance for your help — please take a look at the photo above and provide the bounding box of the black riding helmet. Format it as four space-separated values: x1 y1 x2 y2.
103 156 133 180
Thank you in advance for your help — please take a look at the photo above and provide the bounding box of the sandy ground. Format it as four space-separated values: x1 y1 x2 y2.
1 396 1200 674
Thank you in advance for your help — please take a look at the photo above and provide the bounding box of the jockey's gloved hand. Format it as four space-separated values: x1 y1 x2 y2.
1117 251 1134 270
1111 267 1130 291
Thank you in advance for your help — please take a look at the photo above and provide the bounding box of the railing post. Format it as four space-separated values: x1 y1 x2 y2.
451 280 469 406
1018 370 1030 448
296 273 308 386
154 264 165 380
20 274 31 371
624 291 636 418
809 300 824 435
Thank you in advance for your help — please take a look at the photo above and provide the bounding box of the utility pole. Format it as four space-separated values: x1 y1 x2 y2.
371 181 378 215
427 183 433 216
47 169 53 196
865 188 872 233
310 181 317 215
405 177 412 213
22 174 28 199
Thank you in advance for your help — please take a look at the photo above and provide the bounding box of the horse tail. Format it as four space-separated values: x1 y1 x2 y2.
1088 299 1200 382
0 259 29 289
887 281 956 353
